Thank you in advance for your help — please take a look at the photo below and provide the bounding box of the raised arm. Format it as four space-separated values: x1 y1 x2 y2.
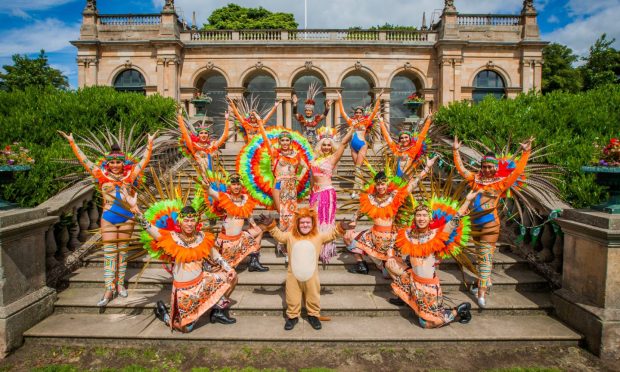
379 118 397 151
501 138 533 192
209 112 230 151
227 97 246 124
124 192 162 241
453 136 475 181
177 109 195 155
262 99 281 125
409 116 432 156
314 99 332 123
337 93 351 125
367 92 383 122
406 156 437 193
268 224 291 244
442 190 480 234
259 122 276 158
58 131 98 177
319 222 348 244
331 127 355 164
130 132 156 182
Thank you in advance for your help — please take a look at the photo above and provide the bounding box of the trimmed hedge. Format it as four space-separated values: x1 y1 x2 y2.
0 86 176 207
434 85 620 208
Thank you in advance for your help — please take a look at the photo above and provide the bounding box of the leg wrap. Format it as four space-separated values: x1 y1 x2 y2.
117 243 129 286
103 243 117 291
477 242 496 289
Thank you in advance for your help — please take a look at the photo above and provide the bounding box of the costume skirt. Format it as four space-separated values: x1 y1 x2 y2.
169 271 230 328
310 186 337 263
215 231 259 268
355 225 396 261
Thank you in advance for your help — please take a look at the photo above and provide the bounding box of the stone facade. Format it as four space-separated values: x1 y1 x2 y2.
72 0 545 131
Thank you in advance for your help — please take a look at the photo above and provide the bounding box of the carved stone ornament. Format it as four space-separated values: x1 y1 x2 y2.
486 60 495 69
304 60 313 70
84 0 97 11
78 57 98 67
123 59 132 68
444 0 456 12
163 0 174 10
354 61 362 70
404 62 412 70
255 61 264 70
205 61 214 70
523 0 536 12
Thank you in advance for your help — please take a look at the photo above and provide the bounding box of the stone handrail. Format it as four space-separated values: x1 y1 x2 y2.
457 14 521 26
185 29 437 43
99 14 161 26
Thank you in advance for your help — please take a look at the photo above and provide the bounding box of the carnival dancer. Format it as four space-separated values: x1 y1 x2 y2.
292 82 333 147
386 191 479 328
453 136 533 308
227 96 281 143
336 90 383 198
346 156 437 275
379 116 432 177
201 172 269 272
256 208 354 330
310 126 354 263
178 107 230 171
130 196 238 332
260 125 310 256
59 130 155 307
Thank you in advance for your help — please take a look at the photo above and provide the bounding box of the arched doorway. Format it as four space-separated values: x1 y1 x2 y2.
389 73 423 135
473 70 506 103
244 72 277 126
196 72 228 136
292 74 326 133
340 72 375 123
113 69 146 94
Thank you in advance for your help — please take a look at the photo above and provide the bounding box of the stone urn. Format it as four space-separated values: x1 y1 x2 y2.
191 94 213 117
403 101 423 119
0 165 31 210
581 166 620 214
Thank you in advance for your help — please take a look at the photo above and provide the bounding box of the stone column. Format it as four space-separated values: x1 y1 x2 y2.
324 88 341 128
156 58 165 96
276 87 293 128
0 208 58 357
226 88 245 145
554 209 620 361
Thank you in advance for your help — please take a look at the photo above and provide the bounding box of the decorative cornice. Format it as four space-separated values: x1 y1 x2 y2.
77 57 98 67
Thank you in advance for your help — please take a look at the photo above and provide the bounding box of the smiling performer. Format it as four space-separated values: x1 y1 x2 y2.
293 82 333 147
379 116 432 177
256 208 353 331
59 130 155 307
386 191 479 328
228 96 281 143
453 136 533 308
178 108 230 171
346 156 437 275
336 90 383 198
310 126 354 263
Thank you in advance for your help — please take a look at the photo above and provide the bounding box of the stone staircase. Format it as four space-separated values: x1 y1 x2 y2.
24 147 581 346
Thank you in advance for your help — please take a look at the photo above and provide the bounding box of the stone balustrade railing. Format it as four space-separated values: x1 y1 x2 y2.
99 14 161 26
186 29 437 43
38 137 182 287
457 14 521 26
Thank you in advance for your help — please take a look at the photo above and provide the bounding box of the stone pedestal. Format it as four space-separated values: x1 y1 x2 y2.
554 209 620 362
0 209 58 357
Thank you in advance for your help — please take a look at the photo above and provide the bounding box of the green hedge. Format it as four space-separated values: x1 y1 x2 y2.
0 86 176 207
434 85 620 208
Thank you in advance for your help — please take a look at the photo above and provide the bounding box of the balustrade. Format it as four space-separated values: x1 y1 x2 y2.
457 14 520 26
99 14 161 26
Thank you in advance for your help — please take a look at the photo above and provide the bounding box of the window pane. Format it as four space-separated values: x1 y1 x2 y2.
244 73 277 126
341 74 372 124
200 73 228 136
473 70 505 103
389 75 419 135
292 75 325 133
114 69 146 94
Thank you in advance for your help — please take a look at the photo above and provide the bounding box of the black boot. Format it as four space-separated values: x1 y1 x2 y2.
248 253 269 272
456 302 472 324
388 297 406 306
154 300 169 324
307 316 322 330
347 261 369 275
210 308 237 324
284 317 299 331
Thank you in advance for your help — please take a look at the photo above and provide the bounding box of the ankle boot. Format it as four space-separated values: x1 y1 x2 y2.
154 300 169 324
456 302 472 324
248 253 269 272
347 261 369 275
210 308 236 325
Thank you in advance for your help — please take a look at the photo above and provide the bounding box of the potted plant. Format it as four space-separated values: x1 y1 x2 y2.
0 143 35 210
403 92 424 118
582 137 620 214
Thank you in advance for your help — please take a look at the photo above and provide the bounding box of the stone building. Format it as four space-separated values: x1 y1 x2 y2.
72 0 545 136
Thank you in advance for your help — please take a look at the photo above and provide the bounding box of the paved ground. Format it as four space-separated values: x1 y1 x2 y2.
0 343 614 371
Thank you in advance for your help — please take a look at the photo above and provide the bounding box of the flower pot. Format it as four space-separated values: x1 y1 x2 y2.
581 166 620 214
403 101 423 119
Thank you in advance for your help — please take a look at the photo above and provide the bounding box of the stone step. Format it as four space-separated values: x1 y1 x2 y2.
66 266 549 292
53 287 553 317
24 313 581 346
83 248 528 272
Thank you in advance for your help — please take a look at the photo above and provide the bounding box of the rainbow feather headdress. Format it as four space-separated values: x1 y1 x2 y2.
317 126 336 140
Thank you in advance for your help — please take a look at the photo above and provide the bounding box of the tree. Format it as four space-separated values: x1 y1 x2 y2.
580 34 620 91
203 3 298 30
542 43 582 93
0 50 68 92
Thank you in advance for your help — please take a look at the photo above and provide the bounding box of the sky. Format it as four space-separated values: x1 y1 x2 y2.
0 0 618 89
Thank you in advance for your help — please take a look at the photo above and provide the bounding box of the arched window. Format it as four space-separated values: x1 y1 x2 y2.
473 70 505 103
196 72 228 136
389 74 422 135
244 72 277 126
292 74 326 133
113 69 146 94
341 72 374 121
